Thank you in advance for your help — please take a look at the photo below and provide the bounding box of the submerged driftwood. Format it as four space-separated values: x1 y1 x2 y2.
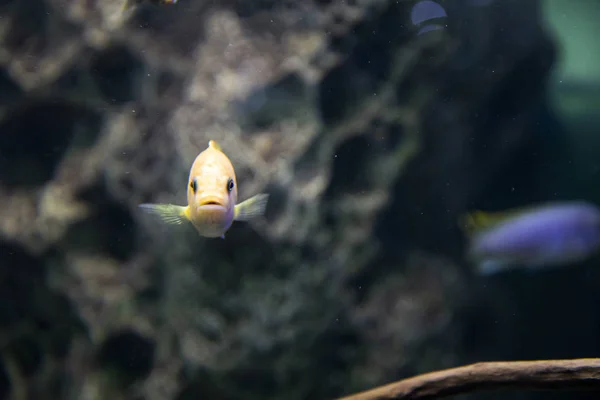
339 358 600 400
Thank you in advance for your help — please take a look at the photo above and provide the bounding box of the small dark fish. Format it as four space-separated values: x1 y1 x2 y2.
460 201 600 275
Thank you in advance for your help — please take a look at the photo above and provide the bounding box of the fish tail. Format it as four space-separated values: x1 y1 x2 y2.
459 211 486 236
138 203 189 225
460 210 515 236
460 206 540 235
233 193 269 221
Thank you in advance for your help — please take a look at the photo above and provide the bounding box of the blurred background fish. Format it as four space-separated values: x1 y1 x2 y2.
461 201 600 275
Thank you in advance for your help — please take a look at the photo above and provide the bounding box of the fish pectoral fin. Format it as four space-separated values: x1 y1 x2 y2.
138 203 189 225
233 193 269 221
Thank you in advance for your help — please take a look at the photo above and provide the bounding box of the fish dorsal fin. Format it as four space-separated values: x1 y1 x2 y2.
208 140 222 151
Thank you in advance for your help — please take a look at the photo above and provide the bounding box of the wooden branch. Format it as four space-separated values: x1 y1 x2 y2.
337 358 600 400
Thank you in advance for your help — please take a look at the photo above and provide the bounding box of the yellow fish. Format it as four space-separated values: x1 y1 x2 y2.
139 140 269 239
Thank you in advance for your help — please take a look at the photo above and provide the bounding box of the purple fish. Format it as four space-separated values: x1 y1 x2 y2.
463 201 600 275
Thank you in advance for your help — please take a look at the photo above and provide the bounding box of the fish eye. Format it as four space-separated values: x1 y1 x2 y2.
227 178 234 192
190 179 197 193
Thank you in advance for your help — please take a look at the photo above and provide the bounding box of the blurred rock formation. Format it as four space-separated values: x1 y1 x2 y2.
0 0 565 399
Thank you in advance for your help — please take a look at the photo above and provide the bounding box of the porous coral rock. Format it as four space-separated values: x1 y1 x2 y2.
0 0 557 398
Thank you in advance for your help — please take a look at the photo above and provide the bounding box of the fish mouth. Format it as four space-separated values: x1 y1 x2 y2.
200 200 223 206
198 201 226 212
197 195 225 207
